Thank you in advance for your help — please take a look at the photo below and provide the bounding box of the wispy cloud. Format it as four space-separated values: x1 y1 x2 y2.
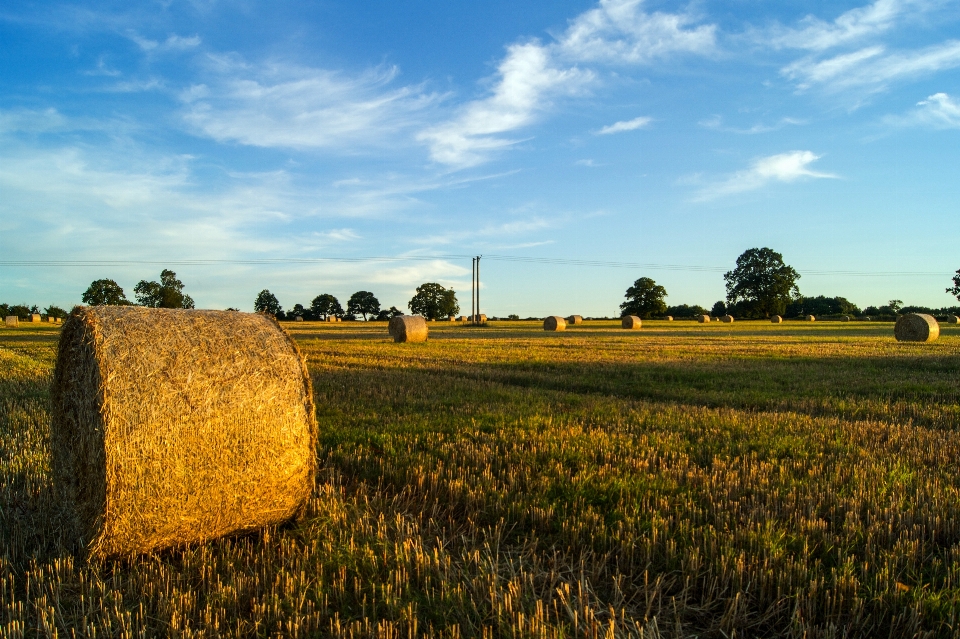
126 31 201 53
764 0 911 51
693 151 837 201
182 61 440 150
699 114 806 134
596 115 651 134
885 92 960 128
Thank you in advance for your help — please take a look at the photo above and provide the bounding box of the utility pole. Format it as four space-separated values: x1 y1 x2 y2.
471 257 475 324
476 255 481 323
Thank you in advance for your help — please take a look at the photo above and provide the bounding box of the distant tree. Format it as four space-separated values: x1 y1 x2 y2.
311 294 343 320
409 283 459 320
82 278 130 306
888 299 903 314
711 301 726 317
724 248 800 318
44 305 67 320
787 295 860 317
389 306 404 317
507 314 520 320
620 277 667 319
347 291 381 321
9 304 31 318
254 289 283 316
134 270 195 309
288 303 308 320
0 303 8 318
666 304 708 318
948 270 960 302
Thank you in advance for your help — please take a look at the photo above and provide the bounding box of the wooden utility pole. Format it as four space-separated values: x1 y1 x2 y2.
471 257 475 324
476 255 481 324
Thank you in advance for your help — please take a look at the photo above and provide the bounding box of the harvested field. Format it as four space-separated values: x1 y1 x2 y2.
3 319 960 637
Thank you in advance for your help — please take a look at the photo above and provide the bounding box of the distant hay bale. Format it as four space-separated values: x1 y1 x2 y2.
326 317 336 323
448 316 456 322
4 316 18 328
566 315 583 325
30 313 41 323
543 316 566 331
470 314 487 323
458 316 466 322
948 315 960 324
771 315 782 323
621 315 642 330
721 315 734 323
895 313 939 343
47 316 56 323
698 315 710 324
388 315 428 343
806 315 816 322
665 316 673 321
295 316 304 322
841 315 851 322
864 317 872 321
50 306 316 557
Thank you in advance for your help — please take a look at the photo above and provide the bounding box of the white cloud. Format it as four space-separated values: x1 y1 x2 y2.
126 31 201 53
597 116 651 134
766 0 910 51
694 151 837 200
182 62 439 150
887 92 960 128
698 115 806 134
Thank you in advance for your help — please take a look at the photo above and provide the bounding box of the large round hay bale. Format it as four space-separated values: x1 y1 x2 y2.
388 315 428 343
458 316 466 322
721 315 734 323
771 315 782 324
895 313 939 343
50 306 316 557
841 315 850 322
697 315 710 323
665 316 673 321
543 316 566 331
295 316 304 322
948 315 960 324
621 315 642 329
448 316 456 322
566 315 583 325
30 313 41 323
4 316 18 328
806 315 816 322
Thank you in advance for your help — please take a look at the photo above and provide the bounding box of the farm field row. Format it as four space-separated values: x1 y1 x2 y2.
2 320 960 637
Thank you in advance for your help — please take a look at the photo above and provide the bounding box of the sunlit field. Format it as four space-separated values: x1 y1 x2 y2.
3 319 960 637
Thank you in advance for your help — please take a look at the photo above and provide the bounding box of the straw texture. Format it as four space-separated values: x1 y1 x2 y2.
698 315 710 324
543 316 566 332
4 316 17 328
621 316 642 330
30 314 41 323
50 306 317 558
566 315 583 325
388 316 428 343
721 315 734 323
771 315 783 324
895 313 939 343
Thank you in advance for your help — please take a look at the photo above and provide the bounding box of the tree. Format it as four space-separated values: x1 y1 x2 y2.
311 294 343 320
134 270 195 309
665 304 708 318
289 303 308 320
82 279 130 306
347 291 381 321
408 283 459 320
620 277 667 319
711 301 726 317
44 305 67 319
948 270 960 302
254 290 283 316
724 248 800 318
888 299 903 314
8 304 30 318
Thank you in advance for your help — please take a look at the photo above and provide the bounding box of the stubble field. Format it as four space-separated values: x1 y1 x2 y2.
2 319 960 638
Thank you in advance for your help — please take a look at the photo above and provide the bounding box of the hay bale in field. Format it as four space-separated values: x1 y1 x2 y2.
295 316 304 322
47 316 56 323
621 315 642 330
771 315 782 324
948 315 960 324
721 315 734 323
841 315 851 322
50 306 316 557
458 316 466 322
4 316 18 328
388 315 427 343
698 315 710 323
30 313 41 323
448 316 456 322
469 314 487 323
566 315 583 325
665 316 673 321
895 313 939 343
543 316 566 331
806 315 816 322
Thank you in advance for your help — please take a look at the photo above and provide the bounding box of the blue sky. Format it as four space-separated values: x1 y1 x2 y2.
2 0 959 316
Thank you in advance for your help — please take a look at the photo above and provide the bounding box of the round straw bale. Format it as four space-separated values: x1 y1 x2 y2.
806 315 816 322
50 306 316 557
477 314 487 323
721 315 734 323
771 315 782 323
4 316 19 328
388 315 428 343
543 316 566 331
295 316 304 322
948 315 960 324
697 315 710 323
448 316 456 322
841 315 850 322
566 315 583 325
895 313 939 343
30 313 41 323
621 315 642 330
665 316 673 321
458 316 466 322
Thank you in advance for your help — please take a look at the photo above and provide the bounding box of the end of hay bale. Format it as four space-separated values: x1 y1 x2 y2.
565 315 583 325
948 315 960 324
721 315 734 323
841 315 851 322
295 316 304 322
4 316 18 328
458 316 466 322
544 316 566 331
665 316 673 321
806 315 816 322
895 313 939 343
389 315 428 343
697 315 710 324
621 315 642 330
50 306 317 557
771 315 783 324
448 316 456 322
30 313 41 323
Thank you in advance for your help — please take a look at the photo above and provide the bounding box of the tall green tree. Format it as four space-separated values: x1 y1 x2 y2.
44 305 67 319
254 290 283 316
724 248 799 318
134 270 195 309
347 291 381 321
948 270 960 302
81 278 130 306
620 277 667 319
408 283 459 320
311 293 343 320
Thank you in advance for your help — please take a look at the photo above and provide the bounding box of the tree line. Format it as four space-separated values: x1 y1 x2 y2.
621 247 960 320
255 282 460 321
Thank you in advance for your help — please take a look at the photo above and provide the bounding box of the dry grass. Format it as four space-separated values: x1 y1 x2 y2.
3 319 960 637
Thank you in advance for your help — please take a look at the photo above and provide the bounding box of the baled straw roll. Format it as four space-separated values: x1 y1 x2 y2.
566 315 583 325
51 306 317 557
698 315 710 323
388 315 428 343
543 316 566 331
721 315 734 323
621 316 642 329
895 313 939 343
771 315 783 324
